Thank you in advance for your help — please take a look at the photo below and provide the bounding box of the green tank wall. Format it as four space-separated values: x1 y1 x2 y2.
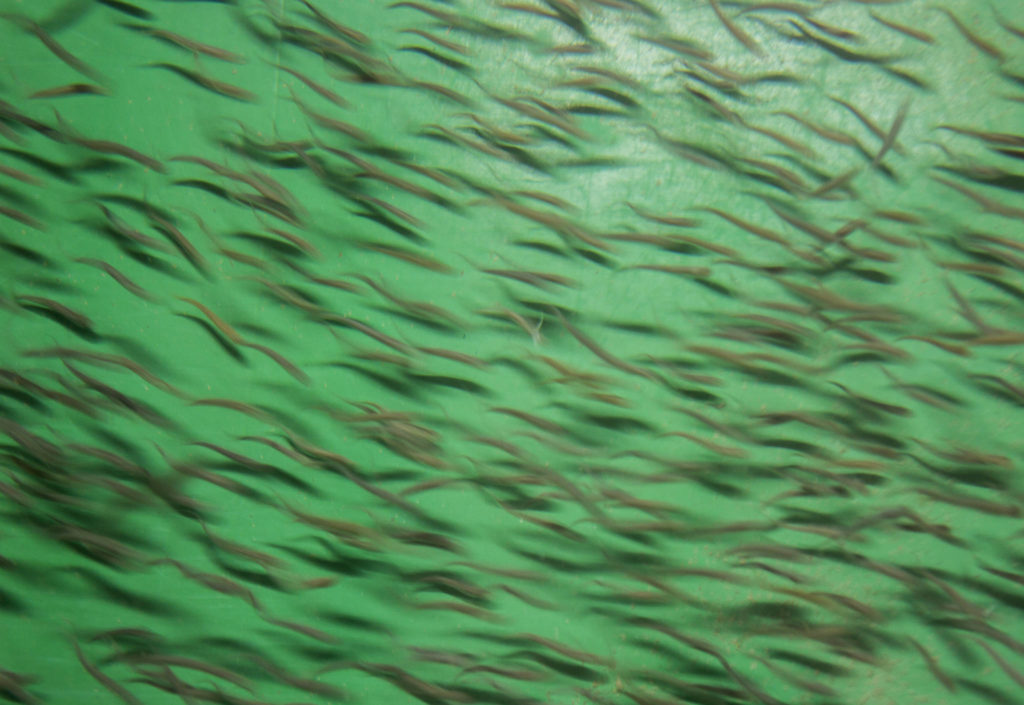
1 1 1023 704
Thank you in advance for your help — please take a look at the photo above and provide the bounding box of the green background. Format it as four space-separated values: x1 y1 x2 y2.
1 1 1023 704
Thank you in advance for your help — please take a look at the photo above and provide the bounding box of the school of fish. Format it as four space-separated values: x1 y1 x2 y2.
1 0 1023 704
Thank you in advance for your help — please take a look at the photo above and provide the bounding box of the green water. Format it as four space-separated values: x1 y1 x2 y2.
1 1 1023 704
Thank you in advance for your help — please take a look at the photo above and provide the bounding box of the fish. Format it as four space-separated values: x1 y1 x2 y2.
554 309 660 382
907 637 957 692
414 600 501 621
933 175 1024 219
0 163 41 185
936 7 1005 61
635 32 714 61
148 211 208 272
0 205 45 230
113 653 255 694
625 202 700 227
510 633 612 667
353 661 476 702
400 27 469 54
869 11 935 43
268 61 348 107
783 19 902 63
96 203 170 250
240 340 309 384
124 24 246 62
176 297 245 344
152 558 262 609
54 111 165 172
970 637 1024 687
15 295 94 332
146 62 257 102
299 0 371 45
478 306 545 345
2 13 100 79
621 264 712 279
828 96 904 153
912 487 1021 517
709 0 763 54
261 615 339 644
871 98 911 169
71 639 142 705
480 265 577 290
74 258 153 300
22 346 184 397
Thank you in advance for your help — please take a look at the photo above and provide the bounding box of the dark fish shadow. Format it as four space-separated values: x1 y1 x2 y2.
18 304 100 342
0 240 56 267
99 0 153 20
326 362 423 399
399 45 474 73
207 459 317 495
0 147 77 182
231 231 309 259
512 239 571 259
0 386 48 412
0 586 29 614
173 178 233 201
508 650 607 683
403 372 490 396
69 567 186 618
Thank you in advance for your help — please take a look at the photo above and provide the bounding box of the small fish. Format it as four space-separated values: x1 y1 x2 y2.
147 62 257 102
698 207 791 246
125 24 246 63
480 266 577 290
177 297 244 343
625 201 700 227
830 381 912 416
621 263 712 279
785 19 900 63
2 13 100 79
96 203 169 250
908 637 957 692
936 7 1005 61
262 615 339 644
149 211 208 272
152 558 261 609
554 308 659 382
971 637 1024 687
299 0 371 45
269 61 348 107
71 638 142 705
478 306 544 345
113 653 255 694
55 111 164 172
869 11 934 43
709 0 763 54
0 163 40 185
829 96 895 145
509 633 613 667
16 295 93 331
286 85 367 140
635 32 714 60
933 175 1024 219
400 27 469 54
871 98 911 169
0 204 44 230
414 600 500 621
